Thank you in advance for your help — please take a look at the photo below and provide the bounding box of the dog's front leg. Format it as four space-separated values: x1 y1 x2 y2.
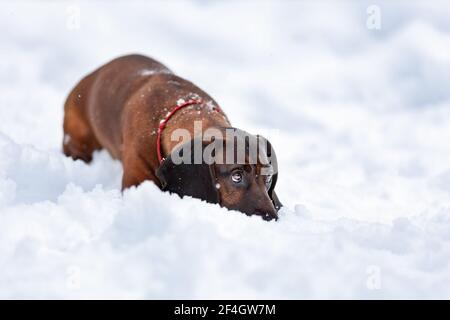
121 151 160 191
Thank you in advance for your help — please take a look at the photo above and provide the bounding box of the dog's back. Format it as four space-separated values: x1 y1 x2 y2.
64 55 171 160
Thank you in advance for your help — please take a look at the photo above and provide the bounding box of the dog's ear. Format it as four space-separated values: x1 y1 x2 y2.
258 135 283 211
155 139 220 204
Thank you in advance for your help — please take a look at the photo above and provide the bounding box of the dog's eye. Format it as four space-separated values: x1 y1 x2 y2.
231 171 243 184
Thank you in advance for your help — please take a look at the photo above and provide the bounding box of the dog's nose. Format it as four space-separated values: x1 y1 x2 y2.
255 210 278 221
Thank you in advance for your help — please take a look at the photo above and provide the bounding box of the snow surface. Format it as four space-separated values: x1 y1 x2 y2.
1 0 450 299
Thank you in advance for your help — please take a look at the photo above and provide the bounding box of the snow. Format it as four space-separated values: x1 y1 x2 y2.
1 0 450 299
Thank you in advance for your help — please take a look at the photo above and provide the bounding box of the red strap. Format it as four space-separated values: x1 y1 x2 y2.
156 99 222 164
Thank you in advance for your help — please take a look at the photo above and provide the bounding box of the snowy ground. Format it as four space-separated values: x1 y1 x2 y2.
1 0 450 299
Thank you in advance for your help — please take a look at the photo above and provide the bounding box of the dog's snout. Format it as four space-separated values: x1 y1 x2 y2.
254 209 278 221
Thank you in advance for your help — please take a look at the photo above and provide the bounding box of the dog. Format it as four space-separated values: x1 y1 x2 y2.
63 54 282 220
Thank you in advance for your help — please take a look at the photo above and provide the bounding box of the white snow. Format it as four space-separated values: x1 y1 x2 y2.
1 0 450 299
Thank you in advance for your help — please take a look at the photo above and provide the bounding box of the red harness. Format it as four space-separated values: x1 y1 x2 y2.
156 98 222 163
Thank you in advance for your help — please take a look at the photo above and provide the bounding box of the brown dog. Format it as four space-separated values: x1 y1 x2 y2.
63 54 281 220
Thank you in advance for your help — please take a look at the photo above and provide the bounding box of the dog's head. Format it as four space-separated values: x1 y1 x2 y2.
155 128 282 221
